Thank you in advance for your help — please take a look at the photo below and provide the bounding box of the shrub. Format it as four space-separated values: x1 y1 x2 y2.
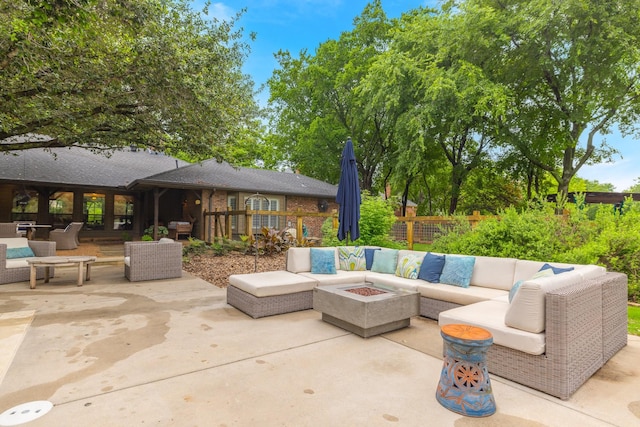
430 199 640 301
322 192 403 248
143 225 168 239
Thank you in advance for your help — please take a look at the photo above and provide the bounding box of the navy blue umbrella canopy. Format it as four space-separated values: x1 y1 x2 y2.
336 137 361 242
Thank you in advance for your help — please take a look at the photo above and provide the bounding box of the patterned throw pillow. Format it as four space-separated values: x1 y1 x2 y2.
337 246 366 271
310 248 337 274
371 249 399 274
417 252 446 283
439 255 476 288
6 247 36 259
509 268 555 303
395 254 423 279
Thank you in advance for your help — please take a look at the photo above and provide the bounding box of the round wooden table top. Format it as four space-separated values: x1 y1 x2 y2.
441 324 492 341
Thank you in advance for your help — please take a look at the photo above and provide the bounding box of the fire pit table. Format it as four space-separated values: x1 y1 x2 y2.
313 283 419 338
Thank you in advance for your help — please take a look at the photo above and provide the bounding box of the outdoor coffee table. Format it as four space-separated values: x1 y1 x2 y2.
27 256 97 289
312 282 419 338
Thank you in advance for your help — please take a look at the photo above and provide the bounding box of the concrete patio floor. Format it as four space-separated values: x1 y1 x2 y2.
1 262 639 426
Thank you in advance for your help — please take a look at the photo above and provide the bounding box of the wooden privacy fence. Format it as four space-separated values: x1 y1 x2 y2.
203 209 493 249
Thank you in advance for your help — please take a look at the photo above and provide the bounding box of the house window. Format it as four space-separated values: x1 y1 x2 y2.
228 195 237 231
84 193 105 230
49 191 73 227
114 195 134 230
11 188 38 222
248 198 279 231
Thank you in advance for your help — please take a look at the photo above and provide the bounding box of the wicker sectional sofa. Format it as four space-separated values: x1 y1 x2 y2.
0 237 57 284
227 246 628 400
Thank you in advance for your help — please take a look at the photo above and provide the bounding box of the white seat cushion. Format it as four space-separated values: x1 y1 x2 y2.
229 271 318 297
362 271 419 292
439 299 546 355
414 282 507 305
298 270 366 286
5 259 30 269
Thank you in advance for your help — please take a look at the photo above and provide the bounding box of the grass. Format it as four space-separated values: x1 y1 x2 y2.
629 305 640 336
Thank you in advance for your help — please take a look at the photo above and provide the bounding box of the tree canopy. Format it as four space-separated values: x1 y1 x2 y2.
1 0 259 161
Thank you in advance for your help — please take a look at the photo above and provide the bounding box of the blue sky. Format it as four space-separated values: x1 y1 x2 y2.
197 0 638 191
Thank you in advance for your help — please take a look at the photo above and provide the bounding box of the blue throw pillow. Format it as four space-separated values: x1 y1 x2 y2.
418 252 446 283
371 249 399 274
310 248 337 274
6 247 36 259
364 248 381 270
539 263 574 274
439 255 476 288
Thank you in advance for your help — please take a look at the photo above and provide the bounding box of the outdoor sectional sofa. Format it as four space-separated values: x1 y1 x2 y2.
227 246 629 400
0 237 57 284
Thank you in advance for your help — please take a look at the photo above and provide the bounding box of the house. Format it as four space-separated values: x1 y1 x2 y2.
0 146 338 241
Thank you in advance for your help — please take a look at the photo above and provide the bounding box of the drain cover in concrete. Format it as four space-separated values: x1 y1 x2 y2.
0 401 53 426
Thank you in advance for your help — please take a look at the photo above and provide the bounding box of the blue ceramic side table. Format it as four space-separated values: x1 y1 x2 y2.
436 323 496 417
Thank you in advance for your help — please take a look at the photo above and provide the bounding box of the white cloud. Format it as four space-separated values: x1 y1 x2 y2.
207 2 236 22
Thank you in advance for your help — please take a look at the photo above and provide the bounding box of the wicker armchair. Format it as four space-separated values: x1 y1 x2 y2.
0 223 19 238
49 222 83 250
124 241 183 282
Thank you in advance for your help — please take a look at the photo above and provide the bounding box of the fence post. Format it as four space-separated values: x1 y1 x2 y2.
296 210 303 246
245 208 253 238
406 220 414 250
225 206 232 240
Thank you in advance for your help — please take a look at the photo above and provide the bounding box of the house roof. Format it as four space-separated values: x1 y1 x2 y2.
0 146 338 198
0 147 188 189
131 158 338 198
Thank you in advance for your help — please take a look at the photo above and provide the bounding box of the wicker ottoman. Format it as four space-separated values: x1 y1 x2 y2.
227 271 318 318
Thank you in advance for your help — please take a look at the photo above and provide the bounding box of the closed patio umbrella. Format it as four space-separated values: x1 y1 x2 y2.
336 137 361 242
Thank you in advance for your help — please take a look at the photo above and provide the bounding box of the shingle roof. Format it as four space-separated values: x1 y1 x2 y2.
0 147 187 189
0 146 338 198
132 158 338 198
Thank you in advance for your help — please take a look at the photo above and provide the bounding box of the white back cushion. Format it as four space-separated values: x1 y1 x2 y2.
1 237 30 249
470 256 518 290
505 270 585 333
286 247 311 273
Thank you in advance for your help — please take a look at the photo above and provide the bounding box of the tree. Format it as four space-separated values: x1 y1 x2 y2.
569 177 615 193
362 8 509 213
623 178 640 193
446 0 640 195
1 0 258 161
267 1 399 191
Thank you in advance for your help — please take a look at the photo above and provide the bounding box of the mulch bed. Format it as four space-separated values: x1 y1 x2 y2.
183 252 286 288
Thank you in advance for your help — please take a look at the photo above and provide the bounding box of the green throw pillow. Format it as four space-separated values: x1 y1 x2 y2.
337 246 366 271
395 254 423 279
371 249 399 274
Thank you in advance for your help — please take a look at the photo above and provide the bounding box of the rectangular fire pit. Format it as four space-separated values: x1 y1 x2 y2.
313 283 419 338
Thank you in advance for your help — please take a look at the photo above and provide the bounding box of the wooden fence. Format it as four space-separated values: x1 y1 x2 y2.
203 209 493 250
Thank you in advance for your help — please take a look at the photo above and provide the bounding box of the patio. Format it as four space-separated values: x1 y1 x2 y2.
0 262 639 426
